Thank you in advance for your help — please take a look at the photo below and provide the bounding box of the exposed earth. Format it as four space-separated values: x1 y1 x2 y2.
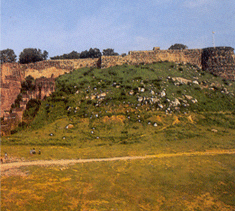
1 149 234 177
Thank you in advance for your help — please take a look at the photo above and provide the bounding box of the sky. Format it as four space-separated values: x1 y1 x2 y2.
1 0 235 59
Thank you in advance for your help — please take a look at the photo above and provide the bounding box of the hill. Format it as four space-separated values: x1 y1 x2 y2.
2 61 235 147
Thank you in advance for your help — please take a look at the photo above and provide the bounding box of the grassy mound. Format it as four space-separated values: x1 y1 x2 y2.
2 61 235 150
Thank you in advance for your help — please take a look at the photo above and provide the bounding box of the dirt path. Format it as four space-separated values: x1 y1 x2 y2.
1 150 235 173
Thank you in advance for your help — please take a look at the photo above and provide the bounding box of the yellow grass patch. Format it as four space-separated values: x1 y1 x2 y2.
101 115 126 124
187 115 194 123
173 116 180 125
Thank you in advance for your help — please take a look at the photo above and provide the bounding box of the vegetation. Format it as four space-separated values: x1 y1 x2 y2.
1 61 235 210
80 48 102 58
19 48 48 64
21 75 36 92
169 43 188 50
102 48 119 56
50 48 119 60
50 51 80 60
2 154 235 210
0 48 17 63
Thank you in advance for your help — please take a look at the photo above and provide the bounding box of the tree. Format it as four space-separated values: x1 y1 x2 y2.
42 50 49 60
80 50 89 58
21 75 35 92
19 48 48 64
0 49 17 63
168 44 188 50
80 48 102 58
50 51 80 60
102 48 119 56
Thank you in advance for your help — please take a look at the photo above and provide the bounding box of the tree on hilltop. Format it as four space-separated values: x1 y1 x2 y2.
168 44 188 50
0 49 17 63
19 48 48 64
80 48 102 58
50 51 80 60
102 48 119 56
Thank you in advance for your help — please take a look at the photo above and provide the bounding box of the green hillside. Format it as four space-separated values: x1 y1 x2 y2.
2 61 235 151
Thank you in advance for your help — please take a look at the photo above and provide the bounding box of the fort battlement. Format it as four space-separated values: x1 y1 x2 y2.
101 48 203 69
202 47 235 80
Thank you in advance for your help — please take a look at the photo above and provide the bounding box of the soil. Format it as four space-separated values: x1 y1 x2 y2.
1 150 235 177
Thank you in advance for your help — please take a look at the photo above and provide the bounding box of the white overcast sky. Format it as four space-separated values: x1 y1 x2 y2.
1 0 234 58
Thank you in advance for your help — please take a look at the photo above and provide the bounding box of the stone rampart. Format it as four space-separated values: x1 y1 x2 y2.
0 63 23 117
202 47 235 80
35 76 56 100
101 49 203 69
22 58 99 79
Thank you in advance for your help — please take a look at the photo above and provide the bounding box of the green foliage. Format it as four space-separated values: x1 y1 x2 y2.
169 43 188 50
11 93 23 108
0 48 17 63
19 48 48 64
102 48 119 56
21 75 35 92
50 51 80 60
80 48 101 58
23 99 41 118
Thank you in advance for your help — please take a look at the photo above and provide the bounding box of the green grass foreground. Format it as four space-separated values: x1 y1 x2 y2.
1 154 235 210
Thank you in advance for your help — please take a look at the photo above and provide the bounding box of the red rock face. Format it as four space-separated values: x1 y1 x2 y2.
1 63 25 117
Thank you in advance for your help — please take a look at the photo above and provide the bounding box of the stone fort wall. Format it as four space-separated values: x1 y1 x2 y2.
202 47 235 80
101 48 203 69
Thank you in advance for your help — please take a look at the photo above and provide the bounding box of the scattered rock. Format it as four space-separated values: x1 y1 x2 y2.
150 90 155 95
184 95 193 100
129 90 134 96
158 104 164 109
172 77 192 84
138 87 145 92
97 93 107 99
150 97 159 104
193 80 199 85
211 129 218 133
171 98 181 107
65 124 74 129
160 91 166 97
137 97 143 102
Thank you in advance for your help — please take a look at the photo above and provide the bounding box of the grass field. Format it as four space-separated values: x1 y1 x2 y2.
1 112 235 161
1 112 235 210
1 154 235 210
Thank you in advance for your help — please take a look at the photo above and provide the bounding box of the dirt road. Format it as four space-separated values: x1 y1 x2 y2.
1 150 235 172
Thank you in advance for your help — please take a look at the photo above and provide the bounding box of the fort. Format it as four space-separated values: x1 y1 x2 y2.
1 46 234 134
